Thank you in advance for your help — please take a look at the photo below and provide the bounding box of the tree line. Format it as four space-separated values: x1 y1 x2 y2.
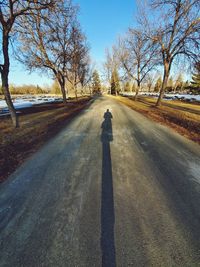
104 0 200 102
0 0 91 127
0 84 46 95
120 72 199 94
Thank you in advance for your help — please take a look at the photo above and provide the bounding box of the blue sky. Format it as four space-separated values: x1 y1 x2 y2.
9 0 137 86
77 0 137 63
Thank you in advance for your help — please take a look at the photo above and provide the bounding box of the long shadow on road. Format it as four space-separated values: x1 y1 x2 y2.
101 109 116 267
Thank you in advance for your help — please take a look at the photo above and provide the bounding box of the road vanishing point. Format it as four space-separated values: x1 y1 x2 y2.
0 96 200 267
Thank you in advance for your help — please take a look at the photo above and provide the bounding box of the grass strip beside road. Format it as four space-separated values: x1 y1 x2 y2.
0 97 91 183
112 95 200 144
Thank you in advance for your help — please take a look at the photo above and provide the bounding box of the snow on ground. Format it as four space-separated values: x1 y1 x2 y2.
120 92 200 102
0 96 63 115
0 100 6 109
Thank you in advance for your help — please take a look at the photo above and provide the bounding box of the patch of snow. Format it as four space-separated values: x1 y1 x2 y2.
0 100 6 109
0 95 64 115
120 92 200 102
14 102 33 110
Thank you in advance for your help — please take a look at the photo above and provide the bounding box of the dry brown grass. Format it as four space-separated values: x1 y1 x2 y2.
139 96 200 115
111 95 200 144
0 97 91 182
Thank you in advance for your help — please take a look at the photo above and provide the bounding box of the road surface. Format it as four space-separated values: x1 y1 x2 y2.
0 96 200 267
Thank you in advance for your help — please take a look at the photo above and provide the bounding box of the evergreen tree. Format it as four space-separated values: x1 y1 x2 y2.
92 70 101 93
191 62 200 94
111 69 120 95
166 77 174 92
124 81 131 92
36 85 43 94
132 83 136 92
51 80 61 95
154 77 162 92
184 80 190 90
175 74 184 92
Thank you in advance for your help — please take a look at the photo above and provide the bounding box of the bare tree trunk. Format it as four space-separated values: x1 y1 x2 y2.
80 85 84 97
65 84 68 96
134 81 140 101
74 87 78 101
57 74 67 104
1 29 19 127
134 66 141 101
89 87 92 96
156 62 170 107
1 73 19 127
60 82 67 104
61 84 67 104
148 85 151 92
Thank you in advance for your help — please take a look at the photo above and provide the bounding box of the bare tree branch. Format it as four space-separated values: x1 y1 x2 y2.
0 0 55 127
144 0 200 105
116 29 159 100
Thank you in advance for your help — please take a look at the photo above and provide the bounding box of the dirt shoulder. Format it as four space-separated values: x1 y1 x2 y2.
111 95 200 144
0 97 92 183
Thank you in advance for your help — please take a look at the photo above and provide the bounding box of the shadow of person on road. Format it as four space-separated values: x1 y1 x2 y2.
101 109 113 143
101 109 116 267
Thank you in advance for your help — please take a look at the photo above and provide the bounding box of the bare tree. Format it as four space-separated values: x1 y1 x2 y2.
145 0 200 106
78 57 93 95
145 72 158 92
18 0 79 105
65 24 90 100
103 47 120 87
0 0 54 127
118 29 158 100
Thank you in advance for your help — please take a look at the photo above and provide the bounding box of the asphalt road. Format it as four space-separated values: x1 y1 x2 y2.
0 96 200 267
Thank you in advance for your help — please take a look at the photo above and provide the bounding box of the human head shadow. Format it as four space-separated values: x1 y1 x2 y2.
101 109 116 267
101 109 113 143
